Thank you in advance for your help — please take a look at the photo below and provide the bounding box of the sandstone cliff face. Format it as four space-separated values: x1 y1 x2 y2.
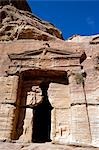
0 3 63 41
67 34 99 44
0 0 31 12
0 0 99 149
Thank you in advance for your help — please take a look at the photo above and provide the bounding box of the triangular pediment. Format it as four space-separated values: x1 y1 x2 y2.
8 47 80 60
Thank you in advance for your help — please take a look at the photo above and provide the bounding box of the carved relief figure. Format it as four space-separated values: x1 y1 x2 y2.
26 86 43 106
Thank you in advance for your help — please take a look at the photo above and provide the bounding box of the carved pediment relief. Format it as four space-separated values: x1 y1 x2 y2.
8 47 80 60
7 47 82 75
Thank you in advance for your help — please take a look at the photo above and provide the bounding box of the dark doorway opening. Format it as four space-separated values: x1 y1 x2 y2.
32 83 53 143
32 100 52 142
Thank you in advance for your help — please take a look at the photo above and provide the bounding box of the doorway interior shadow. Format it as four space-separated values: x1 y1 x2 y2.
32 82 53 143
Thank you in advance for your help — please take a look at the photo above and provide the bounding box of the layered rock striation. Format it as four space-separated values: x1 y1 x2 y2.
0 0 31 12
0 1 63 41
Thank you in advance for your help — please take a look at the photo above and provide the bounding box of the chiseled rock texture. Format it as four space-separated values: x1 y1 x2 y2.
0 0 31 12
0 1 63 41
0 0 99 149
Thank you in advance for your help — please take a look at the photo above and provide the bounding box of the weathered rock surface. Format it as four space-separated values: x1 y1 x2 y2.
67 34 99 44
0 0 31 12
0 0 99 149
0 38 99 147
0 142 99 150
0 4 63 41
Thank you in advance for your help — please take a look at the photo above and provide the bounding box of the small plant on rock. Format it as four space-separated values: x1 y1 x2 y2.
74 73 84 84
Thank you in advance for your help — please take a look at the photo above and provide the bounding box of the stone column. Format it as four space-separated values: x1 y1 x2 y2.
85 69 99 147
48 82 71 144
0 75 19 141
18 108 33 142
68 70 91 145
88 105 99 147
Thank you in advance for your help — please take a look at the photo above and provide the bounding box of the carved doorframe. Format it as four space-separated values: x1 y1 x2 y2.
6 47 85 143
9 68 68 142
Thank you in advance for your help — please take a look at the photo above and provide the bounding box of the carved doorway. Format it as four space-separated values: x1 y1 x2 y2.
11 69 68 143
